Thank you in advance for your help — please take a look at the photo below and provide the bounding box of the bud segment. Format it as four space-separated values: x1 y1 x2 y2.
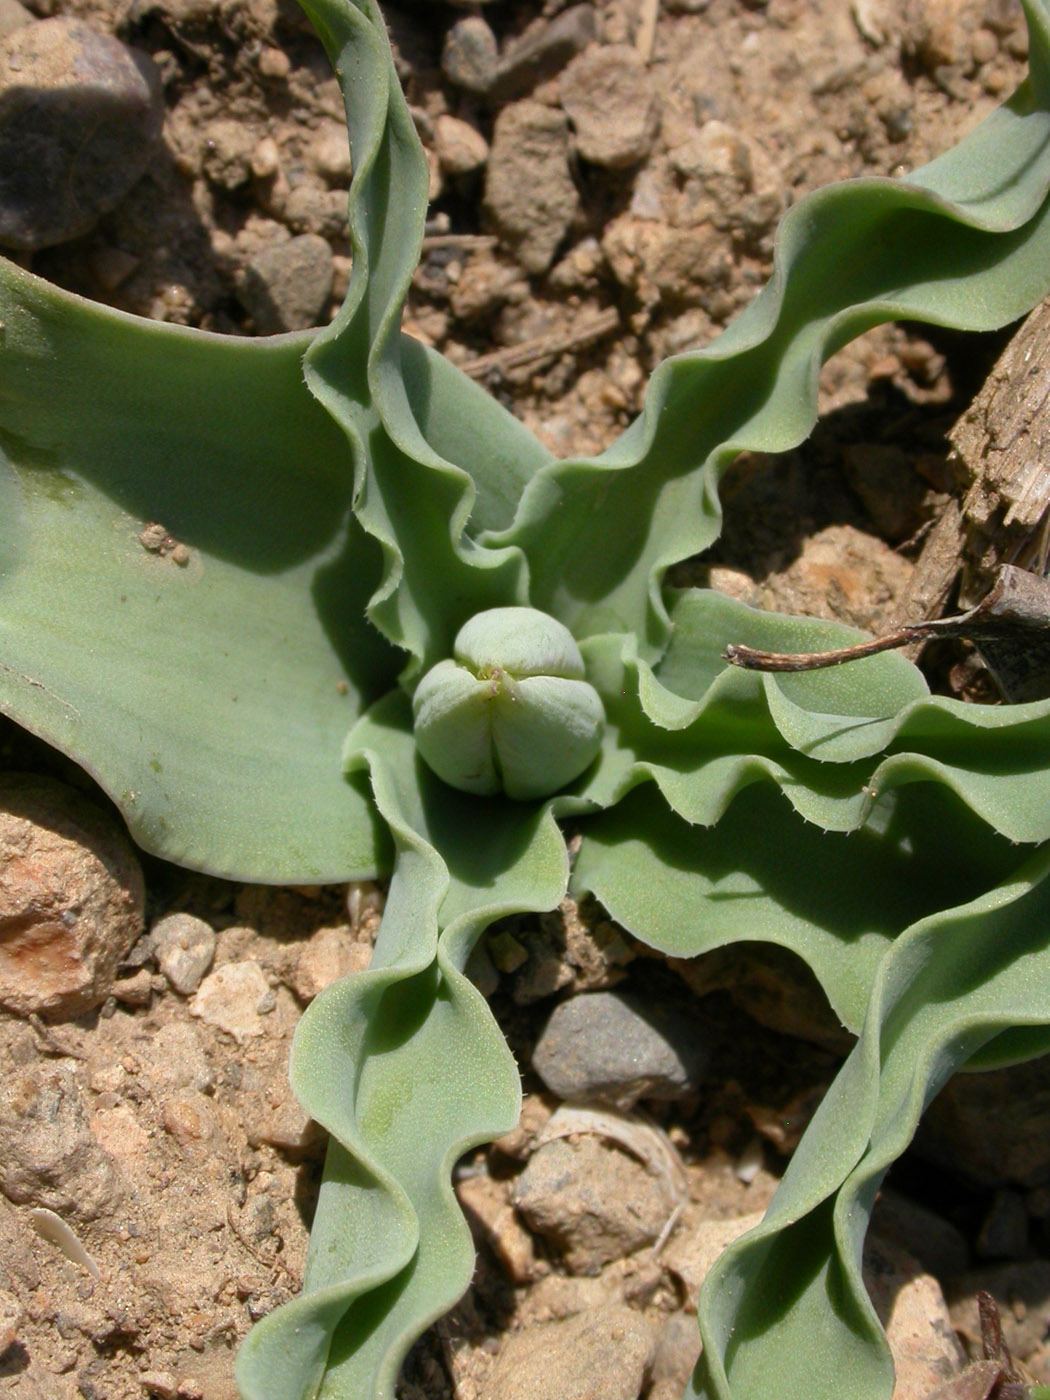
412 608 605 800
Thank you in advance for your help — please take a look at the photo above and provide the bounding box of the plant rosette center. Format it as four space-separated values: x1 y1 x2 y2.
411 606 605 801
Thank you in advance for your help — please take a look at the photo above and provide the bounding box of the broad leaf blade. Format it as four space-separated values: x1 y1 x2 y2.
572 781 1028 1034
0 262 397 880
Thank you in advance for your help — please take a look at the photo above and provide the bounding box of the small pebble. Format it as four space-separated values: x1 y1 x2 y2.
478 1304 655 1400
308 122 352 184
484 101 579 274
442 15 498 94
257 45 290 79
433 113 489 177
292 924 369 1002
559 45 660 169
489 4 597 102
190 960 274 1044
0 1065 123 1219
0 18 163 249
251 135 281 180
514 1135 678 1273
200 117 254 189
0 1287 22 1354
138 1373 179 1400
153 912 216 996
648 1312 702 1400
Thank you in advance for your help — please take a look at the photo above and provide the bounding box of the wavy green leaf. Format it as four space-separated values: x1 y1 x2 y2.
572 781 1030 1034
299 0 534 678
693 845 1050 1400
490 2 1050 655
236 693 568 1398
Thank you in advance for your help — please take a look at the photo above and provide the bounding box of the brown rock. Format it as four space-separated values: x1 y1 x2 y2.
662 1205 767 1309
442 15 498 95
434 113 489 176
513 1135 678 1274
153 912 216 996
490 5 597 102
601 212 731 309
560 45 659 169
479 1303 656 1400
0 775 145 1019
190 960 274 1044
292 923 370 1002
648 1311 702 1400
865 1236 965 1398
484 101 579 274
757 523 914 635
456 1170 542 1283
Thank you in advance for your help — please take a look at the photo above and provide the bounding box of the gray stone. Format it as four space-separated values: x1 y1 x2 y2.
560 45 660 169
532 989 708 1109
152 912 216 996
513 1135 677 1273
442 15 498 95
484 101 579 275
479 1303 656 1400
490 5 596 102
0 18 163 250
238 232 334 333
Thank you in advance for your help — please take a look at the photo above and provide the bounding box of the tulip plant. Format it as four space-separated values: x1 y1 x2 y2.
4 0 1050 1396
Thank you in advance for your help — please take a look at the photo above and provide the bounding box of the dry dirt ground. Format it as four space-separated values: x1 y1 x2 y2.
2 1 1050 1398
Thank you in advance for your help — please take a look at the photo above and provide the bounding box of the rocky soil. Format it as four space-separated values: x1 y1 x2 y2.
2 1 1050 1398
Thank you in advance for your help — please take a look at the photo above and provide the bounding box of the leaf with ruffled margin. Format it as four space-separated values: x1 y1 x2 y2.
489 0 1050 658
691 844 1050 1400
300 0 543 679
237 693 568 1400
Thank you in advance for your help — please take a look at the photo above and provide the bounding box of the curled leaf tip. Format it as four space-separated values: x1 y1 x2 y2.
412 606 605 800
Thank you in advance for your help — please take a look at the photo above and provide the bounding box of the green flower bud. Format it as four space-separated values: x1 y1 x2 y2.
412 607 605 800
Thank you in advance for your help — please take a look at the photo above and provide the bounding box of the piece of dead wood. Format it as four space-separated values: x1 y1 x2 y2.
635 0 660 62
901 296 1050 626
726 299 1050 700
459 305 620 380
725 563 1050 700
